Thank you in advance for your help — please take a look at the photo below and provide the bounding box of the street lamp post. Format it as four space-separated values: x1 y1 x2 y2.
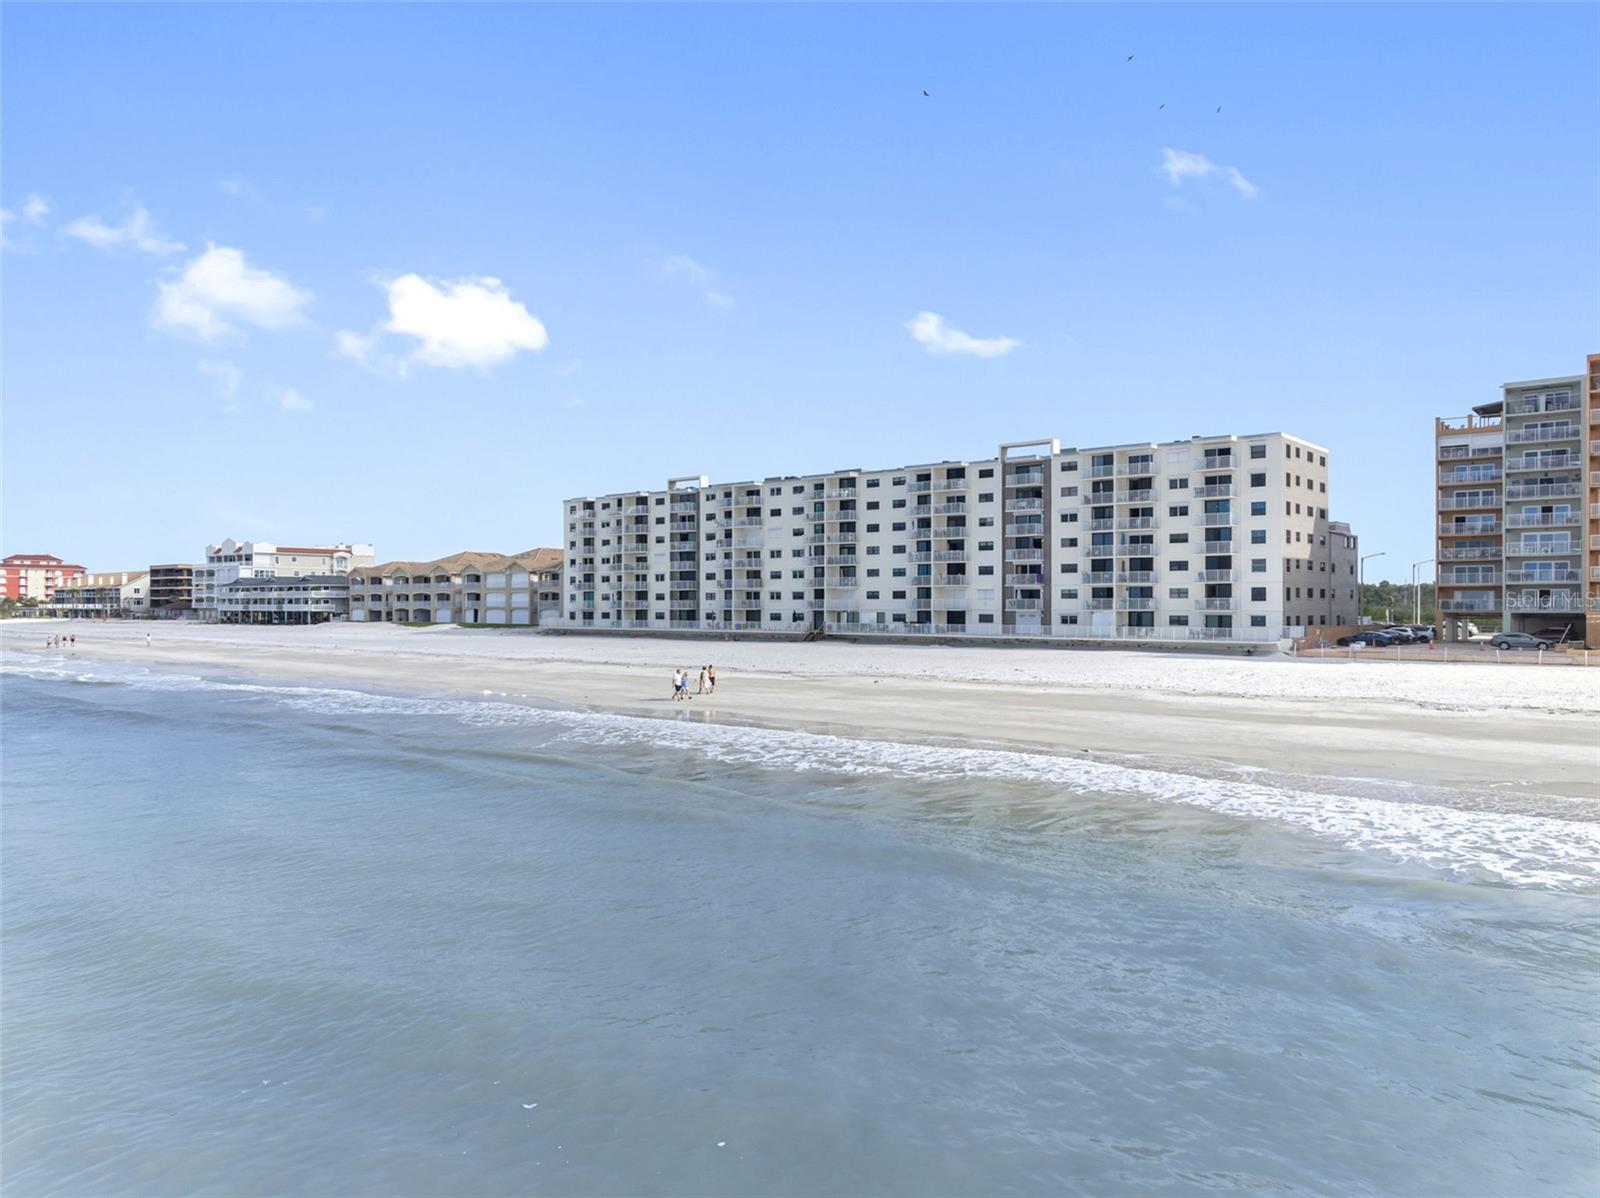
1411 557 1435 626
1359 552 1386 626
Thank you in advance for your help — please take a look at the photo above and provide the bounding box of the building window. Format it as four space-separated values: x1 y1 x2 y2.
1250 473 1266 487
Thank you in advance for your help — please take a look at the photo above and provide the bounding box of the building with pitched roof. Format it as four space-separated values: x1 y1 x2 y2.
347 549 562 626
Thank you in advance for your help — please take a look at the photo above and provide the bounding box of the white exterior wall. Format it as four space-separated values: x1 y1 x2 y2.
564 431 1349 642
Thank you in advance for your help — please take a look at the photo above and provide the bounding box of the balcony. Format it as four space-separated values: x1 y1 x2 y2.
1505 426 1579 444
1193 512 1237 526
1438 468 1501 484
821 487 859 500
1002 548 1043 562
1005 598 1044 611
1504 512 1578 528
930 502 968 515
1004 471 1044 487
1116 571 1155 584
1086 465 1116 479
1114 490 1156 504
1114 462 1156 477
1192 484 1237 498
1117 517 1156 530
1199 454 1239 470
824 532 858 544
1504 455 1578 473
669 519 698 531
933 478 970 492
927 573 972 586
669 501 698 514
1506 396 1580 415
822 575 860 587
1004 573 1043 586
1439 545 1500 560
1082 571 1114 584
1439 571 1498 586
1439 598 1501 613
824 555 859 566
1083 598 1114 610
1196 569 1238 582
1503 542 1578 557
1005 498 1043 513
1088 518 1116 531
1195 598 1239 611
1005 523 1045 537
1505 569 1580 584
1506 482 1581 500
729 517 763 527
1117 598 1156 611
909 549 969 563
821 510 860 523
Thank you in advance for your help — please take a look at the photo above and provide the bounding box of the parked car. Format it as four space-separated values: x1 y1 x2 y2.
1531 626 1575 644
1407 625 1435 642
1490 632 1552 651
1337 630 1396 647
1381 626 1417 644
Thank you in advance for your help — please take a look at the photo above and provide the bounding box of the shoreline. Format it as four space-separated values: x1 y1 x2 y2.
7 622 1597 802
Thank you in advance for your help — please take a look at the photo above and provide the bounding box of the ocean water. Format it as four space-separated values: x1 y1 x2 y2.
3 653 1597 1196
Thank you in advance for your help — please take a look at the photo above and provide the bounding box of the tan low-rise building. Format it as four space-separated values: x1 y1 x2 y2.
348 549 562 626
50 571 149 618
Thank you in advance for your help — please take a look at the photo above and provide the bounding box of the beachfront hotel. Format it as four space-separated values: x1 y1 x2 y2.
2 553 86 602
192 538 374 623
1434 354 1600 645
560 432 1358 644
348 549 563 625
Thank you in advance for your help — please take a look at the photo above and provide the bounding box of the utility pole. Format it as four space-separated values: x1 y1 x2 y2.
1411 557 1434 626
1359 552 1386 625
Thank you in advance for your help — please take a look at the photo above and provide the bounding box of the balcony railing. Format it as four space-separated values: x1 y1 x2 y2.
909 550 969 563
1504 513 1578 528
1438 572 1498 586
1002 548 1043 562
1505 426 1579 443
1116 598 1156 611
1439 546 1500 560
1438 468 1501 484
1506 483 1581 500
822 575 860 587
1004 598 1044 611
1196 569 1238 582
1192 484 1237 498
1199 454 1239 469
1503 542 1578 557
1004 472 1045 486
1505 569 1580 584
1506 396 1580 415
1084 598 1114 610
1438 495 1498 509
1003 574 1042 587
1005 498 1043 512
1193 512 1237 526
1115 490 1156 504
1195 598 1239 610
1089 518 1116 531
1504 455 1578 473
1117 517 1156 530
1085 465 1116 479
1116 571 1155 584
1439 599 1501 613
1115 462 1155 477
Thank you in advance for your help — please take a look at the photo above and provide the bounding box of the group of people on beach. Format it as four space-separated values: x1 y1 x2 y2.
45 634 75 649
672 664 715 701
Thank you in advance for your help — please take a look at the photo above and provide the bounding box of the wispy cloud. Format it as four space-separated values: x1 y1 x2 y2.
904 311 1020 359
65 204 186 254
154 244 311 339
198 359 243 412
339 273 549 374
279 388 313 412
661 254 734 309
1158 147 1258 200
1 192 52 250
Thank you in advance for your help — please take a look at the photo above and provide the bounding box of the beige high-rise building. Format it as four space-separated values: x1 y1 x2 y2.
1435 356 1598 644
561 431 1356 645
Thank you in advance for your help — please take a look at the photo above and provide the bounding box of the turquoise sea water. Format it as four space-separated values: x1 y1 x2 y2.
3 653 1597 1196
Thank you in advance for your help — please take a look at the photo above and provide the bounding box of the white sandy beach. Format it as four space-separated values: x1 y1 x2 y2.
8 621 1597 801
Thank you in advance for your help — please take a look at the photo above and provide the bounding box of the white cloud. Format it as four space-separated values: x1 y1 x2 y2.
554 359 582 378
562 395 587 409
198 359 243 411
661 254 734 308
279 388 313 412
20 193 50 224
904 311 1020 359
65 204 185 254
379 273 548 370
154 244 311 339
1158 147 1258 200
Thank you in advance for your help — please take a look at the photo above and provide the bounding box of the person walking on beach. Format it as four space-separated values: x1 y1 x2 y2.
697 666 709 696
672 668 685 701
146 632 151 647
706 664 716 695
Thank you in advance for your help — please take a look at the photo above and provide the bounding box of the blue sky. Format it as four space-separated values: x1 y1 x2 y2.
4 3 1596 580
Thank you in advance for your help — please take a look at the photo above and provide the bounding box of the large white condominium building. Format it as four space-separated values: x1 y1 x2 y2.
192 539 374 618
561 432 1356 644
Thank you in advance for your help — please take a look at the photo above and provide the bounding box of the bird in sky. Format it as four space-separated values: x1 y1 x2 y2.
922 89 930 96
1216 105 1223 113
1159 103 1165 110
1126 54 1134 61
